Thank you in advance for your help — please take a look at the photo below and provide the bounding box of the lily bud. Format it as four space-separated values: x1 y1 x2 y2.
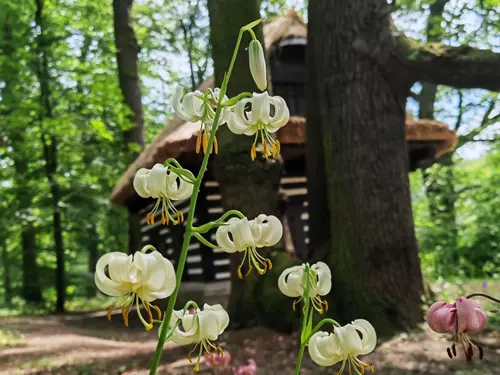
248 40 267 91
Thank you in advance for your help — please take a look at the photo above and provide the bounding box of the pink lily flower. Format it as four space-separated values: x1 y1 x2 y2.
233 359 257 375
427 296 487 361
204 349 231 368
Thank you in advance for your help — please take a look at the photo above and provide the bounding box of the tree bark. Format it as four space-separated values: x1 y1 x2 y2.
308 0 423 334
87 222 99 296
207 0 298 331
112 0 145 255
35 0 65 313
112 0 145 154
2 242 12 305
21 223 43 303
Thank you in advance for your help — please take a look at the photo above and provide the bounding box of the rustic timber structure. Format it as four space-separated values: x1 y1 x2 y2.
110 10 457 285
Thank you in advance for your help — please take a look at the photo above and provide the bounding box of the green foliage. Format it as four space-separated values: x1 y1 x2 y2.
0 0 213 312
412 146 500 279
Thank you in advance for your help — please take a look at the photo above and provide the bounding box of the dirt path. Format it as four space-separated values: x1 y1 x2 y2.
1 311 499 375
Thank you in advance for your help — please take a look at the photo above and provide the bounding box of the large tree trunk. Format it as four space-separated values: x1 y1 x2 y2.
207 0 298 331
87 222 99 296
307 0 423 334
2 241 13 305
35 0 65 313
112 0 145 255
21 223 43 303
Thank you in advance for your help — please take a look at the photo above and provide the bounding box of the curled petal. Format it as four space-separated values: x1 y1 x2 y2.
427 301 456 333
267 96 290 132
170 312 200 345
234 218 256 249
339 324 364 356
137 251 176 301
278 265 303 298
207 304 230 335
216 219 241 253
456 296 487 334
183 91 205 119
133 168 151 198
147 164 167 198
308 331 343 367
257 215 283 247
94 252 130 297
312 262 332 296
228 99 254 134
198 304 229 341
351 319 377 355
250 92 270 125
173 86 193 122
166 171 194 201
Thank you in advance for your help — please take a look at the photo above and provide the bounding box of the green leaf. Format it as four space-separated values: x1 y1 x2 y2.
89 120 113 141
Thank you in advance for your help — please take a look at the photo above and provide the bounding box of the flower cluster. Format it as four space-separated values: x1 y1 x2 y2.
92 20 385 375
278 262 376 374
173 39 289 160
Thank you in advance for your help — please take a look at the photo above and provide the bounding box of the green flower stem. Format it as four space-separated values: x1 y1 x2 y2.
141 244 158 254
295 264 312 375
192 209 246 233
223 92 253 107
193 232 218 249
149 24 250 375
307 318 341 340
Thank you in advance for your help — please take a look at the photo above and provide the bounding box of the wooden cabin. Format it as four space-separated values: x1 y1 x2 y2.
110 11 457 288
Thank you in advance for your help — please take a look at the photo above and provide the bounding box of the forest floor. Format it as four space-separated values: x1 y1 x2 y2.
1 308 500 375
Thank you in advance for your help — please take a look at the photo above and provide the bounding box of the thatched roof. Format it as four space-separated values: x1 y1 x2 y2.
110 11 457 206
263 9 307 48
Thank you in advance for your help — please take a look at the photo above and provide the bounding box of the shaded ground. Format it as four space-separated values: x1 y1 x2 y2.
1 309 499 375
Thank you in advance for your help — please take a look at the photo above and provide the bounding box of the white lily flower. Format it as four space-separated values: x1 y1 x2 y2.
308 319 377 374
216 214 283 278
227 91 289 160
169 303 229 371
94 248 176 331
173 86 229 154
133 163 194 225
278 262 331 314
249 39 267 91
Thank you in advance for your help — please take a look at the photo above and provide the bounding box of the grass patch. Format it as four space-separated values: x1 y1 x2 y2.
0 327 25 348
0 294 110 318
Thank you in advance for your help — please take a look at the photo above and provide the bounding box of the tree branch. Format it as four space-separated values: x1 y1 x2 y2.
394 34 500 91
466 137 500 143
454 90 464 132
457 94 499 147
